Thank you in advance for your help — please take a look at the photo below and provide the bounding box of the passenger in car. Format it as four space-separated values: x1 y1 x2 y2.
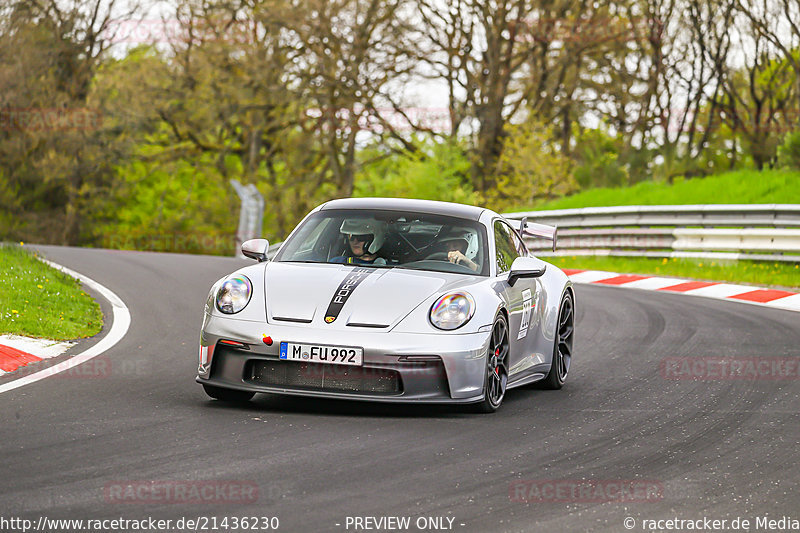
441 235 479 271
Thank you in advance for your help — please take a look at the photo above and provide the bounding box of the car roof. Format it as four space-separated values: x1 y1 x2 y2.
319 197 487 221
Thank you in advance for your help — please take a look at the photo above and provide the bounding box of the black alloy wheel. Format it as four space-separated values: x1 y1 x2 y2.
540 291 574 389
474 313 510 413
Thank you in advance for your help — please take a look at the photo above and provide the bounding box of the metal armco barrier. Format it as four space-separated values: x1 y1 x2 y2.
504 204 800 263
263 204 800 263
506 204 800 228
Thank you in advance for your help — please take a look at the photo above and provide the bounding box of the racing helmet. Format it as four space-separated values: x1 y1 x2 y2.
340 218 387 254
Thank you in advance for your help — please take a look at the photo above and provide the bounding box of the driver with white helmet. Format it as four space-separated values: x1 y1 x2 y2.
332 218 388 265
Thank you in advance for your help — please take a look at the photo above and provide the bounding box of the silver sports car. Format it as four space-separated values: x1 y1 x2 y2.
197 198 574 412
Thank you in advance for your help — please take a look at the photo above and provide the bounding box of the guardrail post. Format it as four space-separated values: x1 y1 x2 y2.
230 179 264 258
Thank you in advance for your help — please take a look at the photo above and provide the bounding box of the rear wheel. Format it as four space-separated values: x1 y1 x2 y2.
540 291 574 390
473 313 510 413
202 384 255 403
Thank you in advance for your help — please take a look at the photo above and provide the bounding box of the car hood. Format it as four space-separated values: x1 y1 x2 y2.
264 262 479 330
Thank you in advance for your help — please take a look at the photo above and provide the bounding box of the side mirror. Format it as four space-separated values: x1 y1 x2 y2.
242 238 270 262
507 256 547 286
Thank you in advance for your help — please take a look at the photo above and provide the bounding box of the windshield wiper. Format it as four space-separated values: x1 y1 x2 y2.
280 260 396 268
341 262 395 269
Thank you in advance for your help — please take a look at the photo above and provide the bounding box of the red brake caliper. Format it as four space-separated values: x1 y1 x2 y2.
494 347 500 375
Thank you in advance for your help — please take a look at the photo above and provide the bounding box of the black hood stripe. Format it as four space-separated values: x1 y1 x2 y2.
324 267 375 323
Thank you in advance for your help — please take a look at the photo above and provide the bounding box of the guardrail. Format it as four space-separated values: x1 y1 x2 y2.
261 204 800 263
504 204 800 263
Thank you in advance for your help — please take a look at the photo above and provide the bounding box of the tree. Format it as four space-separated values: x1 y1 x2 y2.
415 0 536 195
0 0 138 244
571 125 630 188
354 136 478 204
736 0 800 122
151 0 329 238
484 118 576 212
705 2 798 169
285 0 416 197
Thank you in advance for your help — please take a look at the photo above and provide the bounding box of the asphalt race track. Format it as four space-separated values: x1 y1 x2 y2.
2 246 799 533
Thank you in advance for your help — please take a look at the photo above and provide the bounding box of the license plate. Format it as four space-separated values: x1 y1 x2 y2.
279 342 363 366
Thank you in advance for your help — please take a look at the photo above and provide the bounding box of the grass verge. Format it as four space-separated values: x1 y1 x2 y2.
0 244 103 340
547 255 800 291
527 169 800 211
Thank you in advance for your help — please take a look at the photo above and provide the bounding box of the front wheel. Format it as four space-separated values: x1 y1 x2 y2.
202 384 255 403
540 291 574 390
473 313 510 413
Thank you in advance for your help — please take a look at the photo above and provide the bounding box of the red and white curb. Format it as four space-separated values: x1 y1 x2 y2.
0 335 74 376
0 259 131 394
564 269 800 312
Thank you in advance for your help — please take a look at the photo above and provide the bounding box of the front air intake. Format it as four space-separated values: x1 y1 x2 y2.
246 360 402 395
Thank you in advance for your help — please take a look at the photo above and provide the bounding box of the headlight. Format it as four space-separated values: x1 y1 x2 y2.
430 292 475 330
215 275 252 314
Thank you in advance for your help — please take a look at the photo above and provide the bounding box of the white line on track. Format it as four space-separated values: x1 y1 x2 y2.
680 283 755 298
0 259 131 394
568 270 619 283
767 293 800 311
617 276 685 290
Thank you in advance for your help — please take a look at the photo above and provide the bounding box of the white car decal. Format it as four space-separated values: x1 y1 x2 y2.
518 288 533 340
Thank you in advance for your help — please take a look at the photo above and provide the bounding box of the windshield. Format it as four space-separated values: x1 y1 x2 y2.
274 209 489 276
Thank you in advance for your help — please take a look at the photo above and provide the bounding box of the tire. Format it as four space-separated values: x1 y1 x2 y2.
202 384 255 403
473 313 510 413
540 291 574 390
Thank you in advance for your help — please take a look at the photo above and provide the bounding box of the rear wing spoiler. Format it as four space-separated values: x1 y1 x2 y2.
518 217 558 252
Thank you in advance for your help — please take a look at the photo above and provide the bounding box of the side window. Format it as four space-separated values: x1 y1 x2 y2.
494 221 521 274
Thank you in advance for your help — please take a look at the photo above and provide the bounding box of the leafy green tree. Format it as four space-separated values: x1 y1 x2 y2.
284 0 416 197
354 137 477 204
571 126 629 188
484 119 576 212
778 130 800 170
0 0 137 245
97 154 234 254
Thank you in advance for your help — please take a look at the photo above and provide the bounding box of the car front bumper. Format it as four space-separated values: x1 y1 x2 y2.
197 314 492 403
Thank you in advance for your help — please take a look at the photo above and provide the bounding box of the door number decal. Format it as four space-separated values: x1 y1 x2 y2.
518 288 533 340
